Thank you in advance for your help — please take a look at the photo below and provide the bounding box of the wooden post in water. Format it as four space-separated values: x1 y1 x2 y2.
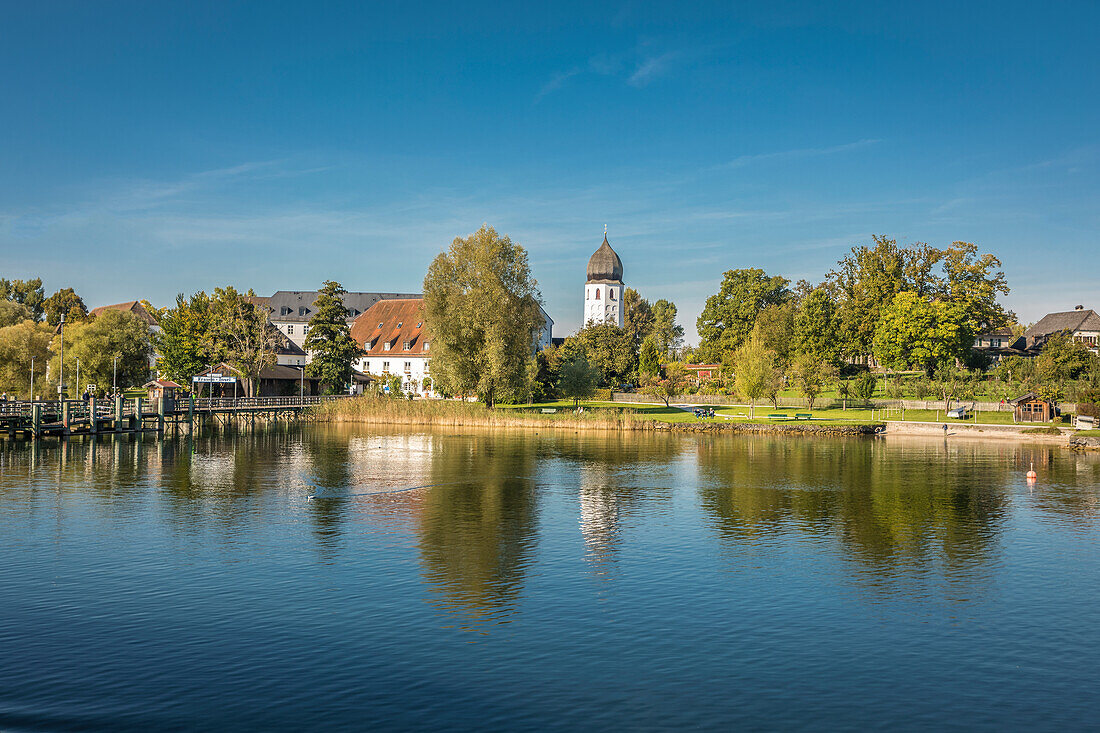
61 400 71 436
157 397 165 434
115 395 123 433
187 394 194 434
133 397 143 432
31 403 41 438
89 396 98 434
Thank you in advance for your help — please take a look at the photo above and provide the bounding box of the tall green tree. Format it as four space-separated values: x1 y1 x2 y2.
941 241 1013 333
305 280 364 394
155 291 218 385
0 320 53 397
697 268 790 360
210 287 279 397
651 298 685 359
733 333 782 419
42 288 89 327
531 345 563 402
638 336 661 377
753 302 797 367
50 310 151 395
873 292 971 376
794 286 840 364
0 278 45 321
561 322 636 387
623 287 654 348
788 352 836 410
0 301 33 327
558 353 598 406
422 225 542 407
829 236 909 362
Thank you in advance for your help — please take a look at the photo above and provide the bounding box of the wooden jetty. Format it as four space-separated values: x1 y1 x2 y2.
0 395 346 440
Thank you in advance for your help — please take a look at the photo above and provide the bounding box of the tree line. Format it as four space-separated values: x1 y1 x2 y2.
0 278 155 398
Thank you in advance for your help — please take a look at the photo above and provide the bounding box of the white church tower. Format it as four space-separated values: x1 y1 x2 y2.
584 230 625 327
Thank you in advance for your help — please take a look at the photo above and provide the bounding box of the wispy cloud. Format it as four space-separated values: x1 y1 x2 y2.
535 46 684 101
628 51 679 87
534 68 581 103
724 139 882 168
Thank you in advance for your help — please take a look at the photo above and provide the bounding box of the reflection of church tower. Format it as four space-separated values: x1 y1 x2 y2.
584 231 625 327
579 465 622 572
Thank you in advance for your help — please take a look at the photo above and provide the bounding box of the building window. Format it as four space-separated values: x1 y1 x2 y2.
287 325 295 335
384 342 390 351
404 361 411 372
424 360 430 374
303 325 309 335
609 289 616 300
423 341 430 352
595 288 601 300
382 361 390 373
403 341 411 351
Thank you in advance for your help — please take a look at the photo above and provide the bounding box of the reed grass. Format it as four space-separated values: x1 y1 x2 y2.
310 396 654 431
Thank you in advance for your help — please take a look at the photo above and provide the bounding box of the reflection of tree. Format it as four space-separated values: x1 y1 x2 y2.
417 433 539 622
301 428 353 554
696 436 1012 581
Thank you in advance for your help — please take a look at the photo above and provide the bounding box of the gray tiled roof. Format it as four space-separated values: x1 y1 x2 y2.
1024 309 1100 339
251 290 421 323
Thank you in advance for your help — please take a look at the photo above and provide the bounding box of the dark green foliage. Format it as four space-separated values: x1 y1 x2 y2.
558 353 598 405
697 268 790 359
43 288 88 327
305 280 364 394
0 278 46 321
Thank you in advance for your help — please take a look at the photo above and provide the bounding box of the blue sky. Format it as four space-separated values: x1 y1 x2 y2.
1 1 1097 341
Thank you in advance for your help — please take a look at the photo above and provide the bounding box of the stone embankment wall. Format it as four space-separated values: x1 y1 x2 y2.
884 420 1071 442
1069 436 1100 451
654 421 881 436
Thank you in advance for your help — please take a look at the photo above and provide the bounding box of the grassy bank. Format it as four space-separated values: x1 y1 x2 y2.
310 395 657 430
310 396 886 431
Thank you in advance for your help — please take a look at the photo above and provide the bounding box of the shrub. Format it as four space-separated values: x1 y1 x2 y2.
594 388 613 402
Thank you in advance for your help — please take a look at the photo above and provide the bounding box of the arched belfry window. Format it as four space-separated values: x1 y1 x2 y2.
595 288 601 300
609 289 616 300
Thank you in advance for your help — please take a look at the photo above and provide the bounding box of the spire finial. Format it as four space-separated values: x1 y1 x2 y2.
604 223 607 235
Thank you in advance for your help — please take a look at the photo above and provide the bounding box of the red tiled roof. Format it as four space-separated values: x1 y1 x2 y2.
90 300 158 326
350 299 430 356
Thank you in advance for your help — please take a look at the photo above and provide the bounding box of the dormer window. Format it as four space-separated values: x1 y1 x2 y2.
417 322 422 328
397 322 403 328
378 322 384 329
423 341 430 352
403 341 411 351
384 342 391 351
280 306 292 316
299 307 310 317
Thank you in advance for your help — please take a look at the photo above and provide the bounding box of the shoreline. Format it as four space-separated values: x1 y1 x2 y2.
309 398 1088 446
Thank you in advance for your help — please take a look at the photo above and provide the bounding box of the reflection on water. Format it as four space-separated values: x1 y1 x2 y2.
3 426 1100 729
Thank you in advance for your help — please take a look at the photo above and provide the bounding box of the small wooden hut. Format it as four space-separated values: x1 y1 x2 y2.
1010 392 1055 423
144 379 184 411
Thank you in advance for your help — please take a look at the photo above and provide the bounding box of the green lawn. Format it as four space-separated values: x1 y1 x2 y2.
500 399 1045 427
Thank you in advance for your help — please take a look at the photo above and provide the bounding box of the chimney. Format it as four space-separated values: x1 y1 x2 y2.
1076 305 1084 311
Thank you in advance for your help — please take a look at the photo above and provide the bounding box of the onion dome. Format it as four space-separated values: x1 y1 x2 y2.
586 234 624 283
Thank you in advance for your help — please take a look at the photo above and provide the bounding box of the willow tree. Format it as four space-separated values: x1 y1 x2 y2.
423 225 542 407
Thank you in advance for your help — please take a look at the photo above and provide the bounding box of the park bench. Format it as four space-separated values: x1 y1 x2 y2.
795 413 813 420
767 413 788 419
540 408 557 414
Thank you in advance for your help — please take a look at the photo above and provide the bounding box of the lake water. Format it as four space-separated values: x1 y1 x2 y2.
2 426 1099 731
